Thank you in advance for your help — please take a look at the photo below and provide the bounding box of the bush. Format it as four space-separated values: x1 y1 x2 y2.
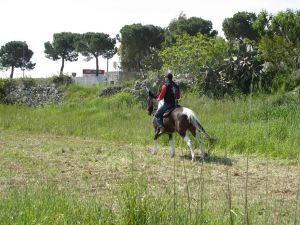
0 79 13 103
20 77 36 88
51 74 73 86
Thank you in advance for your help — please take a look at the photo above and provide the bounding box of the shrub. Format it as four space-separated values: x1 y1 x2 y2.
51 74 73 86
20 77 36 88
0 79 13 103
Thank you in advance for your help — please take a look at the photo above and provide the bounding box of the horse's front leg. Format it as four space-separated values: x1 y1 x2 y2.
153 128 161 155
169 134 175 158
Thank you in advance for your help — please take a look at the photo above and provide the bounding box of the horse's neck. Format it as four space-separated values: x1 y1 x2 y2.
152 100 158 114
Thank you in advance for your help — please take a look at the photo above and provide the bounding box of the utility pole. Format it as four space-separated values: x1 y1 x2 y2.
22 42 25 77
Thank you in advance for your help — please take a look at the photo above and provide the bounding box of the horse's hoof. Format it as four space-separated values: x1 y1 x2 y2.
171 153 175 158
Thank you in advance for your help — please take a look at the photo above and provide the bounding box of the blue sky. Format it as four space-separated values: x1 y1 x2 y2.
0 0 299 78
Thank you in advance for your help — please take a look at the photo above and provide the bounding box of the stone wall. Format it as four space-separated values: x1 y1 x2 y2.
72 76 107 86
4 84 63 107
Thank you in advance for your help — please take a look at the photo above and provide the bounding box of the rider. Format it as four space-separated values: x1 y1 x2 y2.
155 73 180 133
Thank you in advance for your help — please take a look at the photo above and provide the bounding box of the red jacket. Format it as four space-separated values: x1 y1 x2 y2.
157 83 180 101
157 84 167 101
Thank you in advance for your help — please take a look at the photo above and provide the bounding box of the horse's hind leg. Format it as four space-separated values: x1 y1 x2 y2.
180 131 195 161
191 129 208 158
168 134 175 158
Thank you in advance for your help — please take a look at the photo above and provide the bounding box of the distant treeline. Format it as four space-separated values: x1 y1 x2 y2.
1 9 300 97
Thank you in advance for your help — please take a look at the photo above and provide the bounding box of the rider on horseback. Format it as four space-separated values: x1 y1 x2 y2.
155 73 180 134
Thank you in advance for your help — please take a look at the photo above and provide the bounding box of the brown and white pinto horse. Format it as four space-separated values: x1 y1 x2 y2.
147 91 215 161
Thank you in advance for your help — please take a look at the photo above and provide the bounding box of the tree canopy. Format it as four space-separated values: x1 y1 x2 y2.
164 13 218 46
254 10 300 68
119 24 164 72
76 32 116 76
0 41 35 79
161 34 228 75
44 32 79 75
222 11 259 41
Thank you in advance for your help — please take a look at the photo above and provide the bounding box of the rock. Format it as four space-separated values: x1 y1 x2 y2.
4 84 63 107
99 86 123 97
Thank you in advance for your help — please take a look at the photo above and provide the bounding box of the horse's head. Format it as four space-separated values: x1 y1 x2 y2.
147 91 158 115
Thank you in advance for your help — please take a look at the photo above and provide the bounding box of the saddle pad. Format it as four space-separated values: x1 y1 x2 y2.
163 105 181 117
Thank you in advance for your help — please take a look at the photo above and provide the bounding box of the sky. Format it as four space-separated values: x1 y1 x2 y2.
0 0 299 79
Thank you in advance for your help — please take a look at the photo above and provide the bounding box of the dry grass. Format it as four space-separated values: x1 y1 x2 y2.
0 130 299 224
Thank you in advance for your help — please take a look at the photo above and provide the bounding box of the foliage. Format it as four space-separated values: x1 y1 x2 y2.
0 79 13 103
0 41 35 79
257 10 300 67
164 13 218 46
118 24 164 72
222 11 259 41
258 35 293 68
44 32 79 75
76 32 116 76
0 78 37 104
253 10 273 37
255 9 300 91
271 9 300 45
199 41 265 97
51 74 73 86
19 77 36 88
161 34 228 75
271 69 300 92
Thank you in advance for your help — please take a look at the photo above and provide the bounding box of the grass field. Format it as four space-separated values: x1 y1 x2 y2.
0 85 299 224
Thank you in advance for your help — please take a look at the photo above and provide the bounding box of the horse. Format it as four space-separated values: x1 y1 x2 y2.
147 91 215 161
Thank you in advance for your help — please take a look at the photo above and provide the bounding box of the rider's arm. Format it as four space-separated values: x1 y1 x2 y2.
157 84 167 101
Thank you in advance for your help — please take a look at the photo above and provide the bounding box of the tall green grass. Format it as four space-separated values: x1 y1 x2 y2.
0 85 299 159
1 173 297 225
0 185 115 225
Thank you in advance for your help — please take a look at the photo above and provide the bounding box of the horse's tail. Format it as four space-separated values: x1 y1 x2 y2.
184 108 215 143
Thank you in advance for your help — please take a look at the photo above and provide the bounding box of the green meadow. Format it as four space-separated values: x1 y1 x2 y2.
0 85 299 224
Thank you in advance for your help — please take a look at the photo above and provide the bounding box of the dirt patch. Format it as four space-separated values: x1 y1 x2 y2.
0 131 299 222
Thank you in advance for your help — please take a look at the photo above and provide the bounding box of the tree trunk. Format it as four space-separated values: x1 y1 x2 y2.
96 56 99 76
60 57 65 75
10 66 14 79
107 58 109 73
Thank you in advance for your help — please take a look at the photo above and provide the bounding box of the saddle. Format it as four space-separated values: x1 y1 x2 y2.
163 105 181 117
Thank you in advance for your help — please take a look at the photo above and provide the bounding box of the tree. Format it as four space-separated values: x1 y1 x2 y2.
119 24 164 72
44 32 79 75
161 34 228 75
103 47 117 73
165 13 218 46
254 10 300 69
222 11 259 41
255 10 300 91
271 9 300 45
0 41 35 79
253 10 273 37
76 32 116 76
